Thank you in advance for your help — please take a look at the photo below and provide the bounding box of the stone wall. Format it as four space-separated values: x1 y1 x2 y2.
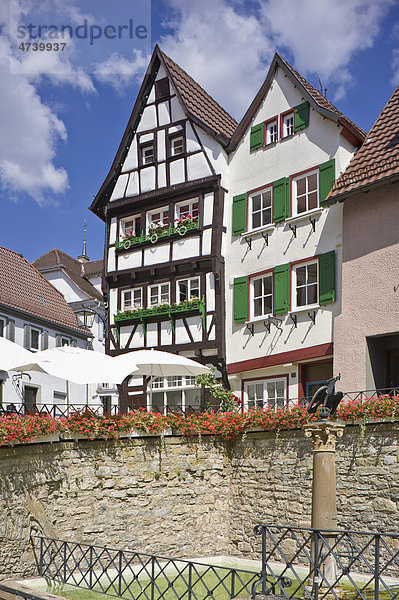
0 421 398 576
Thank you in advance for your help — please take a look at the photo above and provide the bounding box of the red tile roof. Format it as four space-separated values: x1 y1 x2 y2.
33 249 103 301
328 87 399 200
160 50 238 140
0 247 89 335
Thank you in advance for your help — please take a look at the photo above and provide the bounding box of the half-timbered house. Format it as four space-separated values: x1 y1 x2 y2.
90 45 237 412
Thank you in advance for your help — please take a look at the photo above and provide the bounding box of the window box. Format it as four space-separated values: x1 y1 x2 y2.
115 217 200 252
114 296 206 330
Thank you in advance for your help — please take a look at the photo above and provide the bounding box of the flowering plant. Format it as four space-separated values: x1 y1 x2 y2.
148 222 167 236
120 228 137 241
175 215 196 229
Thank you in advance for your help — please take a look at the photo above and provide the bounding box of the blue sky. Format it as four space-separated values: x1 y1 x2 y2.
1 0 399 263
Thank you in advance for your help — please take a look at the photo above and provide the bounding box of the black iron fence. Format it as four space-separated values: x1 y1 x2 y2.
254 524 399 599
32 536 263 600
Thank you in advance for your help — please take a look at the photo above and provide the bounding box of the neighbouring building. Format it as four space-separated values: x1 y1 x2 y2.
33 244 118 411
0 246 92 411
90 45 236 412
91 47 365 412
225 54 364 409
327 87 399 394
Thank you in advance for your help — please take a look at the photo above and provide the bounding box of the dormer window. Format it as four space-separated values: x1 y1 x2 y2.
155 77 170 100
282 111 294 137
140 143 154 166
266 119 278 144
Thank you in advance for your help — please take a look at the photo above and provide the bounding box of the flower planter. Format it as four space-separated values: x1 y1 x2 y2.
114 297 205 325
115 219 200 252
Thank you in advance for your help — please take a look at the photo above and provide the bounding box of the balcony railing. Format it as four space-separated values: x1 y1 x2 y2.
114 297 206 333
115 218 200 251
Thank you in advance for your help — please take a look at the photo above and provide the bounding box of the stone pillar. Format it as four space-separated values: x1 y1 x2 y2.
304 421 345 590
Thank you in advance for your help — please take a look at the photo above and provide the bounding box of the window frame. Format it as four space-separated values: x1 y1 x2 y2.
248 185 273 231
291 258 319 311
265 116 278 145
149 282 170 307
139 141 155 166
146 206 170 233
249 271 273 321
291 167 320 216
243 376 288 411
120 214 141 239
175 198 199 221
168 133 185 157
176 276 200 303
281 109 295 138
30 327 41 351
122 287 143 311
147 375 200 414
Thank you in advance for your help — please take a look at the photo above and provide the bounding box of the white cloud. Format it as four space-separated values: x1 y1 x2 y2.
259 0 394 101
94 49 149 94
160 0 275 120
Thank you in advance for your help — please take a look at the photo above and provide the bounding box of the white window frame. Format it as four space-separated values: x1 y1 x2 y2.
250 273 273 320
282 112 294 137
292 169 320 216
266 119 278 144
140 143 154 165
30 327 41 351
122 288 143 311
176 277 200 302
175 198 199 221
244 378 287 411
292 259 319 311
249 187 273 230
149 283 170 307
170 136 184 156
147 206 169 233
147 375 199 414
120 214 141 238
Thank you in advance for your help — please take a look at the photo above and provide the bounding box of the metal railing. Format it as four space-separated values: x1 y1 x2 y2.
32 536 264 600
254 524 399 599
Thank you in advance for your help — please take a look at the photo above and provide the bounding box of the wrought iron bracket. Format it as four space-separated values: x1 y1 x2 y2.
289 223 297 237
308 310 316 324
309 216 316 232
289 313 298 327
246 323 254 336
263 320 271 333
262 232 269 246
267 316 283 331
244 236 252 250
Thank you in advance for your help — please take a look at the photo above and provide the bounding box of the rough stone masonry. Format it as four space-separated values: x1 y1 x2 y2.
0 421 398 576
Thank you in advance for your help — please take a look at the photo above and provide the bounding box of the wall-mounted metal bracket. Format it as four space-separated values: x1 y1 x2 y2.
309 217 316 232
289 313 298 327
246 323 254 336
244 237 252 250
308 310 316 324
268 316 283 331
262 232 269 246
289 223 297 238
263 320 271 333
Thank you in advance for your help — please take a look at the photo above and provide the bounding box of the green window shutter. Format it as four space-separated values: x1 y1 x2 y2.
273 177 290 223
250 123 263 151
232 194 247 235
319 158 335 203
319 251 336 305
233 276 248 322
294 102 310 131
273 264 290 315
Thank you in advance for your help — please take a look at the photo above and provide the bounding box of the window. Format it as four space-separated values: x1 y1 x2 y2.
147 207 169 232
30 328 40 351
155 77 170 100
170 135 184 156
250 274 273 319
250 187 272 229
177 277 200 302
266 120 278 144
140 143 154 166
244 378 287 411
175 198 199 220
293 169 319 214
293 260 318 309
0 319 3 337
148 375 200 414
120 214 141 238
122 288 143 311
149 283 170 306
56 335 70 347
282 112 294 137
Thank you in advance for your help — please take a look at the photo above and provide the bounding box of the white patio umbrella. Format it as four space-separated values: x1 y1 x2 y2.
115 348 211 407
8 346 138 385
0 337 34 372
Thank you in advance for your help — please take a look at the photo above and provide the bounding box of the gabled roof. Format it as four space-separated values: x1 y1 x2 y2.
327 87 399 202
227 53 365 151
0 247 89 336
90 45 237 220
33 249 103 302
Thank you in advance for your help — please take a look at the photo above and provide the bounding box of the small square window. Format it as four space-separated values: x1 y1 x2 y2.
177 277 200 302
140 144 154 165
149 283 170 306
122 288 143 311
170 136 184 156
282 112 294 137
147 207 169 233
266 120 278 144
175 198 199 222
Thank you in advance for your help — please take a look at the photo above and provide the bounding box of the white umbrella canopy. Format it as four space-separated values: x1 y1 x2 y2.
8 346 138 385
115 348 211 378
0 337 34 372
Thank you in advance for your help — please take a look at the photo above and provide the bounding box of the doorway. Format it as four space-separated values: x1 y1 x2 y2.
24 385 37 412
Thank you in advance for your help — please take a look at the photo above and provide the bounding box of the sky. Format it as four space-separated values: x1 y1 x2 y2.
1 0 399 263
